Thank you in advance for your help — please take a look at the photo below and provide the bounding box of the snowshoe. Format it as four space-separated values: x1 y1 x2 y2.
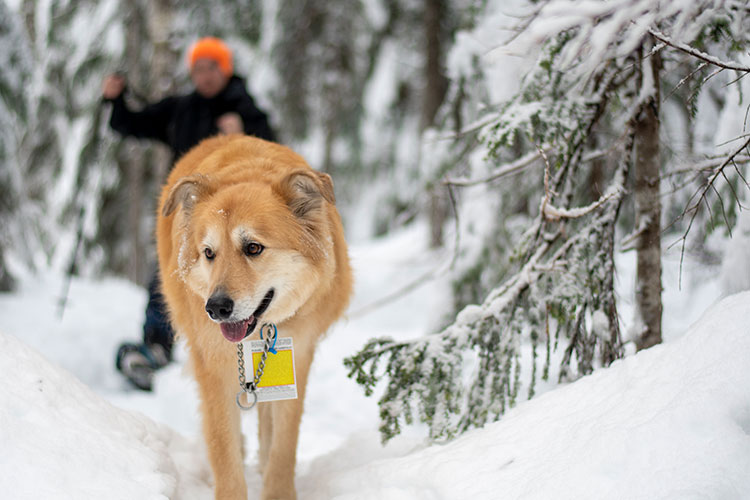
115 342 169 391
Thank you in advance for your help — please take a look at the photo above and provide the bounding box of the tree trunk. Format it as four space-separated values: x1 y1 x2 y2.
120 0 176 286
143 0 177 285
122 4 147 286
421 0 449 132
422 0 450 248
633 45 663 351
146 0 177 187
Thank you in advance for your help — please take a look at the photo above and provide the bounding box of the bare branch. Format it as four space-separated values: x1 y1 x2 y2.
716 133 750 148
733 160 750 191
347 266 441 319
444 148 616 188
720 167 743 214
674 135 750 281
444 148 545 187
710 181 731 234
660 154 750 181
620 216 650 251
663 62 707 102
347 184 464 320
684 136 750 222
691 67 727 108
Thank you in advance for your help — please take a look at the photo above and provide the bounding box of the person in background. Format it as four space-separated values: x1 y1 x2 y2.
102 36 276 390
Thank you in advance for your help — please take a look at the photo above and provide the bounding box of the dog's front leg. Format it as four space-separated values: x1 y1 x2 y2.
260 337 315 500
193 349 248 500
257 401 273 473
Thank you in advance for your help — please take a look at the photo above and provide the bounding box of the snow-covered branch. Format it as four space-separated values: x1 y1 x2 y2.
348 0 749 444
648 28 750 73
508 0 729 84
542 186 623 221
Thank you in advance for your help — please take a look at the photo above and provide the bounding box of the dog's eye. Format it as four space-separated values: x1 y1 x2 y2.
204 247 216 260
244 242 264 257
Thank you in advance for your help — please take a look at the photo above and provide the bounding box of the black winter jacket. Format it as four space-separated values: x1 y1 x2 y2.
106 76 275 159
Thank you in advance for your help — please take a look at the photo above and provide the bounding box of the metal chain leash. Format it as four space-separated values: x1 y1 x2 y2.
236 324 276 411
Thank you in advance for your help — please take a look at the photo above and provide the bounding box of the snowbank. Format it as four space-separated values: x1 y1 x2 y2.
2 289 749 499
305 292 750 500
0 331 211 500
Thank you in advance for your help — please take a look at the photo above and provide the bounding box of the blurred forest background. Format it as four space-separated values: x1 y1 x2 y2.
0 0 471 289
2 0 750 440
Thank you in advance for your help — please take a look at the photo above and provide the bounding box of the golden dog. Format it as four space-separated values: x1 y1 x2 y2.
156 135 353 499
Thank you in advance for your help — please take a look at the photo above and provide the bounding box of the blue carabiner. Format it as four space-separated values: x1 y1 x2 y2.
260 323 278 354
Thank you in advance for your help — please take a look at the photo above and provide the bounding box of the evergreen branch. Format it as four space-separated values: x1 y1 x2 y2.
346 0 734 444
537 136 623 222
648 28 750 73
346 158 629 441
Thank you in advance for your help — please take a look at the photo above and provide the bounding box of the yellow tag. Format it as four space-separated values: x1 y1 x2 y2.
245 337 298 402
252 348 295 387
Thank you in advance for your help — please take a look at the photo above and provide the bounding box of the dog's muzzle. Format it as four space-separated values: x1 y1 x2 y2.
207 289 275 343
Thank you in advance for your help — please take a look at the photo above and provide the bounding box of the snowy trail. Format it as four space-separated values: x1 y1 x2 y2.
0 223 447 499
2 222 749 499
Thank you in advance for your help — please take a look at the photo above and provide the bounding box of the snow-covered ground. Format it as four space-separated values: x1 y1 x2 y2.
2 221 749 499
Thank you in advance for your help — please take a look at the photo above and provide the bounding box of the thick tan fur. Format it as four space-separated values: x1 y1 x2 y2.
156 135 353 500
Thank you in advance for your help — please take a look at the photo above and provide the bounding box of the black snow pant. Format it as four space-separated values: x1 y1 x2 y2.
142 272 175 359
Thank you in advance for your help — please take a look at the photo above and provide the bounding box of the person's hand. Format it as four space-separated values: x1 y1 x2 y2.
102 74 126 100
217 113 244 135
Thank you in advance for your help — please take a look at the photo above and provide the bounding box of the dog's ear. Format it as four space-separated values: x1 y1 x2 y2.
162 174 216 217
313 171 336 205
277 169 336 221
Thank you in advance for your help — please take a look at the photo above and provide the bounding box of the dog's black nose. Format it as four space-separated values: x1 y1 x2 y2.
205 294 234 321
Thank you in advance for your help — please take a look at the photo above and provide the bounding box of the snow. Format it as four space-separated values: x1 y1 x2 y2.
4 1 750 496
0 331 212 500
1 219 748 499
505 0 725 89
721 208 750 296
408 292 750 500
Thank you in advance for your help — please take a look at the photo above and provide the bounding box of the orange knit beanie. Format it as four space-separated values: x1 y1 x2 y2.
188 37 233 76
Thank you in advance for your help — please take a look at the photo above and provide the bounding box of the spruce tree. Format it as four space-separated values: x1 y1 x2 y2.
345 0 750 442
0 2 32 291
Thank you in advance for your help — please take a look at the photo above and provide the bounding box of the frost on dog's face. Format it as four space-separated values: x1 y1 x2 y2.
164 170 336 342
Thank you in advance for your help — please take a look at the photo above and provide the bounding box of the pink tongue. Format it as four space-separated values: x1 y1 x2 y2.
220 317 253 343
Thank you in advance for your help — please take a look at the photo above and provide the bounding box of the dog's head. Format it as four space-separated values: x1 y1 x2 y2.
162 168 336 342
